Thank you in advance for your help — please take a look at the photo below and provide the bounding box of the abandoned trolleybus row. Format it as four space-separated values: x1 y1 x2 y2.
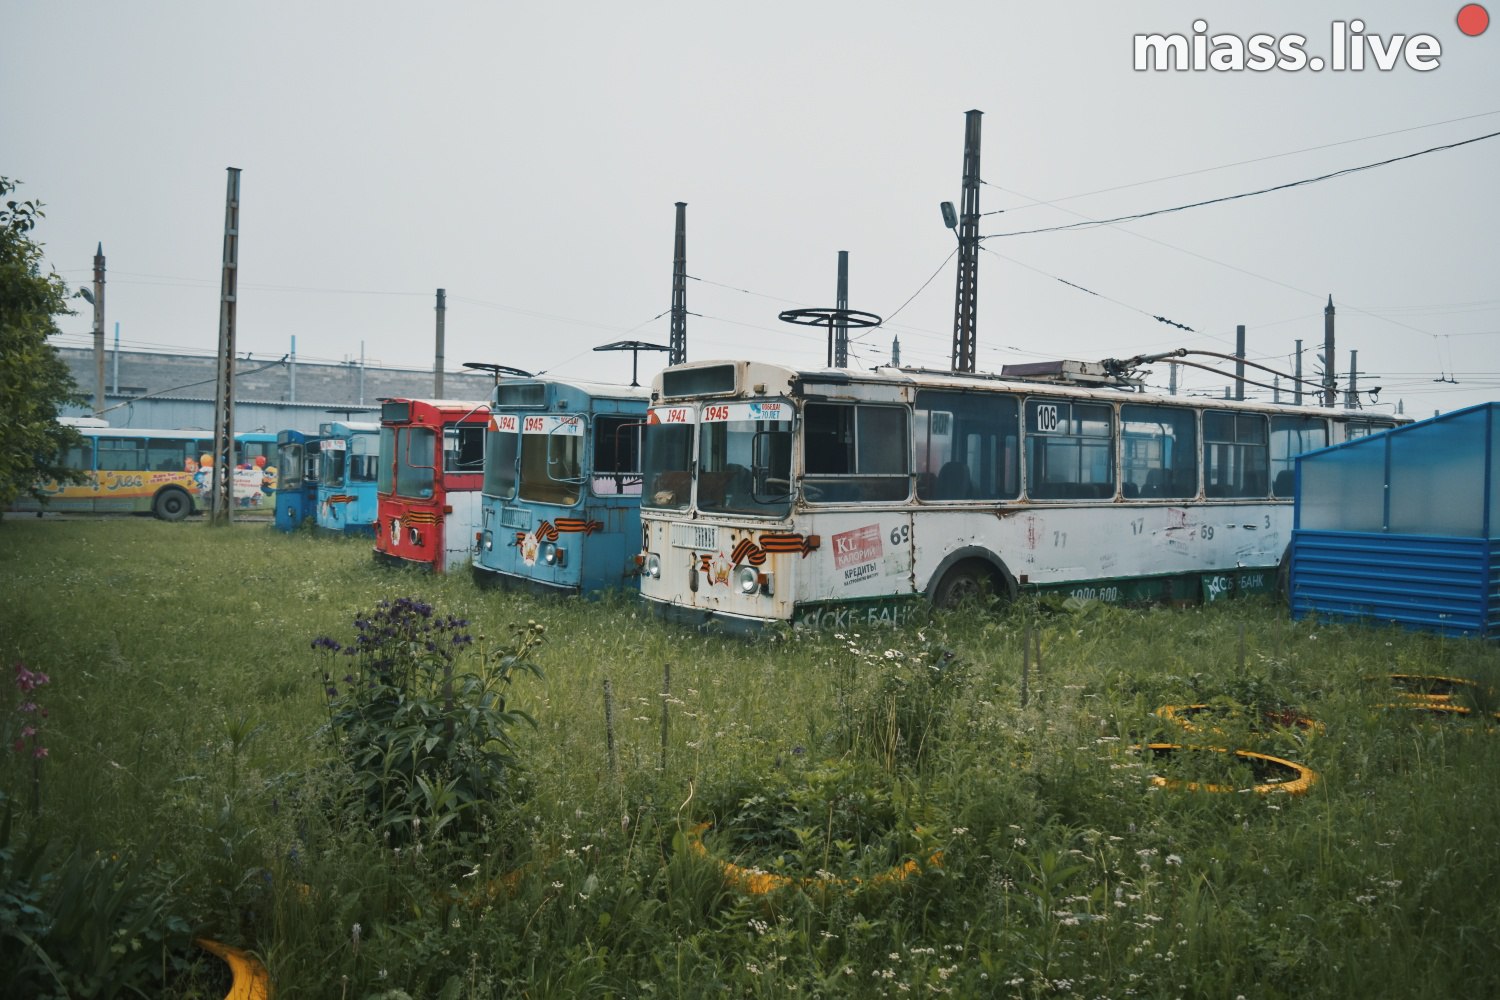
636 360 1406 630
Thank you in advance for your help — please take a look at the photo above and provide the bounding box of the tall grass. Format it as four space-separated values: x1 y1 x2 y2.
2 518 1498 997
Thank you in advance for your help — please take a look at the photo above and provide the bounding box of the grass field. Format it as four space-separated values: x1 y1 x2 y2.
2 518 1498 998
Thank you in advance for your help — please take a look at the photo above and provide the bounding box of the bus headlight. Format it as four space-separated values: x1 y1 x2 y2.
736 565 760 594
482 530 493 552
541 542 566 567
645 553 662 579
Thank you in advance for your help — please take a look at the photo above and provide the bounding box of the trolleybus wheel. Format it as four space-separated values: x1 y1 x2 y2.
152 487 192 522
932 561 995 609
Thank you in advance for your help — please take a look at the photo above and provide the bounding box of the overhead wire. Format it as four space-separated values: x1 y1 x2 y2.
984 129 1500 238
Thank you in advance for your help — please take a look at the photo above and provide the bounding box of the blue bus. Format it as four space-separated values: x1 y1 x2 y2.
473 378 651 594
316 419 382 535
273 428 321 531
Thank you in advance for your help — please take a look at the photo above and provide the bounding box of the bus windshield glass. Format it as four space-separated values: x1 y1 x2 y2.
483 421 518 499
396 427 436 498
323 442 348 488
378 428 395 494
279 443 305 490
700 400 793 516
518 415 582 506
642 407 695 510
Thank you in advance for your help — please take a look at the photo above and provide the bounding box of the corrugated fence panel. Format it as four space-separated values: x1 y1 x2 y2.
1290 530 1496 637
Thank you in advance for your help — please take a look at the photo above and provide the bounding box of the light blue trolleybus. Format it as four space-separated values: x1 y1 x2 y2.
315 419 382 535
473 377 651 594
273 428 321 531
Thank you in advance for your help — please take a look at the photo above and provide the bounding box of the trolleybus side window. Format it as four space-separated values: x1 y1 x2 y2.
1026 399 1114 500
483 425 518 499
65 438 94 472
1120 403 1198 500
397 427 436 498
592 415 643 497
802 402 910 503
1269 415 1327 497
641 416 694 511
913 390 1019 501
1203 411 1268 498
145 439 192 472
444 426 485 474
96 436 147 471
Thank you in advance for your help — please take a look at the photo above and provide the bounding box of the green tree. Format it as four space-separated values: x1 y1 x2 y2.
0 178 85 512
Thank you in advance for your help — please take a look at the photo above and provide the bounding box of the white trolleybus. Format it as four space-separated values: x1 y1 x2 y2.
636 359 1405 631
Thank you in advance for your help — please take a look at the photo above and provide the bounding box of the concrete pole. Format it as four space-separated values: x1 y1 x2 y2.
1234 324 1246 400
1346 350 1358 409
1322 295 1336 407
289 335 297 402
435 288 446 397
92 244 105 415
1294 339 1303 405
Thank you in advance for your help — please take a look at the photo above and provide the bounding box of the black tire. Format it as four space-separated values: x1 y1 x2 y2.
1276 544 1292 606
931 561 996 609
152 488 192 522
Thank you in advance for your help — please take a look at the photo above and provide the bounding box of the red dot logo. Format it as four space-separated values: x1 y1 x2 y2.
1458 3 1489 35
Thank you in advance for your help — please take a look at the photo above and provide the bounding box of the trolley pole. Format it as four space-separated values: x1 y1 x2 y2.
210 167 242 526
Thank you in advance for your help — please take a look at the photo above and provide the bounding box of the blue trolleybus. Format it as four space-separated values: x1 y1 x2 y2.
472 377 651 594
273 428 321 531
316 419 381 535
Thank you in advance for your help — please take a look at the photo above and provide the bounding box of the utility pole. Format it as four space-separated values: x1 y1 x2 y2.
1169 360 1178 396
209 167 242 526
289 335 297 402
1234 324 1246 401
434 288 446 397
1346 350 1358 409
950 109 983 373
669 202 687 365
833 251 849 367
1322 295 1336 407
91 244 105 415
891 334 901 367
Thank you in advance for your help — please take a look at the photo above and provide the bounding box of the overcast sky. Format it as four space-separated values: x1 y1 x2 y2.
8 0 1498 417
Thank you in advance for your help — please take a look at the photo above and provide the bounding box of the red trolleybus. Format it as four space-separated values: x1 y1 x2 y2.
373 398 489 573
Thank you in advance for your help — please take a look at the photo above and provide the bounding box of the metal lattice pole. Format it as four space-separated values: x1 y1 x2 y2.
951 109 983 373
669 202 688 365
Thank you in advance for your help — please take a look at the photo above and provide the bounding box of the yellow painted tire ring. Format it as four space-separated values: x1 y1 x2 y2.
1156 703 1324 735
1378 674 1482 703
1137 743 1318 796
197 938 271 1000
684 822 942 896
